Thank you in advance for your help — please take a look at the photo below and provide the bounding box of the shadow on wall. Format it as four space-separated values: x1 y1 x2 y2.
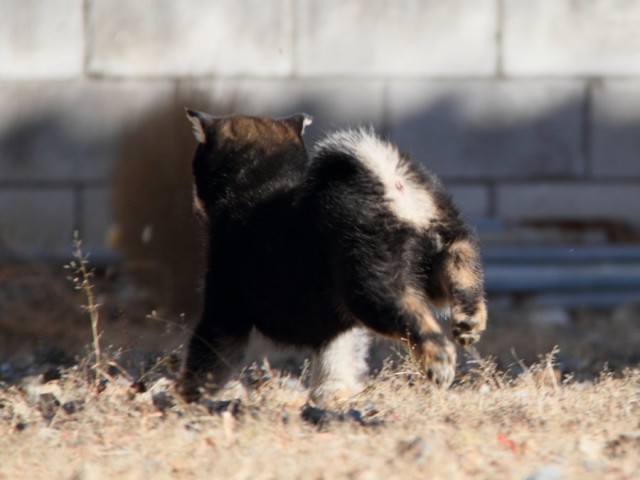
2 89 640 324
390 91 640 243
109 91 640 320
110 92 235 320
390 98 582 179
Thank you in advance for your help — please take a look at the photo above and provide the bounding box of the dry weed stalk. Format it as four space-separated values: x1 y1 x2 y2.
65 232 103 389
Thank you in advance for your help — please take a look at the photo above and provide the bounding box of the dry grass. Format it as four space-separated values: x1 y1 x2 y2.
0 350 638 480
1 251 639 479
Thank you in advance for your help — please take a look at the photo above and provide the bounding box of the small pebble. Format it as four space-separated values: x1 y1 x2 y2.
152 392 174 413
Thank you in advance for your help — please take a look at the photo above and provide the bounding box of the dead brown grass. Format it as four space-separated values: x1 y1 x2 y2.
0 352 638 480
1 249 639 479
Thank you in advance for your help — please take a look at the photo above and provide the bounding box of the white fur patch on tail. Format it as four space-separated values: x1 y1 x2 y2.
316 129 437 229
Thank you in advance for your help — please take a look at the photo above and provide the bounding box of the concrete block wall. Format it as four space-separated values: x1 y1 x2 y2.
2 0 640 255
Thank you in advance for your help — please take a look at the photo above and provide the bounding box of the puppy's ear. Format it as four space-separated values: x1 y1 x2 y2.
284 113 313 137
185 108 218 144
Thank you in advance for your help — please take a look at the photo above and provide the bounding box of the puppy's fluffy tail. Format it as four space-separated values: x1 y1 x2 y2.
313 128 439 229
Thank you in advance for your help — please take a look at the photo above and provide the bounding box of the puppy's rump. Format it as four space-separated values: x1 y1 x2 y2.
310 129 444 231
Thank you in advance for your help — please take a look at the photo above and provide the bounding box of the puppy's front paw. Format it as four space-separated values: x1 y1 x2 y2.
176 373 202 403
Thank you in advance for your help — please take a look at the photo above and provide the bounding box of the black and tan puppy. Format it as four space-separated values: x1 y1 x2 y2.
179 110 487 404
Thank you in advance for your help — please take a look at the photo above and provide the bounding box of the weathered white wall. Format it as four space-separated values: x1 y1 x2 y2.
1 0 640 254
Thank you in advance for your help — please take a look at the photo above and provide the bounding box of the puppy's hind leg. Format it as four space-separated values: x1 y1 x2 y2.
309 327 370 406
441 237 487 347
342 281 457 388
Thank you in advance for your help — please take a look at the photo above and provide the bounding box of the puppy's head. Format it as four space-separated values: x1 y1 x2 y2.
186 110 312 149
185 110 312 222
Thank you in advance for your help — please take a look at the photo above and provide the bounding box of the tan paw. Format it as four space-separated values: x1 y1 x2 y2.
452 301 487 347
418 338 457 388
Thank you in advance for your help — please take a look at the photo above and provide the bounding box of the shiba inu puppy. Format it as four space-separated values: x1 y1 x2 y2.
179 110 486 404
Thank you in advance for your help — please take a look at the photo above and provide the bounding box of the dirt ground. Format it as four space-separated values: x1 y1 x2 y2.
1 261 640 479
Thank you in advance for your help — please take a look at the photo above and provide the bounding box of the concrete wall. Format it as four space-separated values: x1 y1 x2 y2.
2 0 640 255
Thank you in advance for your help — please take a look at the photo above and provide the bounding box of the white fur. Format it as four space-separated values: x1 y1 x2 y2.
301 114 313 135
186 112 206 143
309 327 370 405
245 327 370 405
316 129 437 229
210 328 369 406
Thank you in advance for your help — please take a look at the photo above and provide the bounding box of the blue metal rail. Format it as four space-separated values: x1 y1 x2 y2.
482 245 640 307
